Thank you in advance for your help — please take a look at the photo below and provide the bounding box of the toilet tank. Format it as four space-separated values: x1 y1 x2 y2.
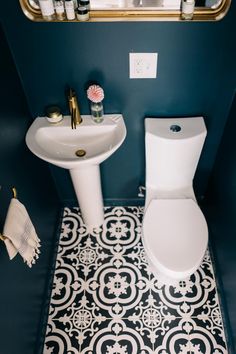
145 117 207 191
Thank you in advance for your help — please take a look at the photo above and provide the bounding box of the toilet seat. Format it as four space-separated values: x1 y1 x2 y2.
142 199 208 280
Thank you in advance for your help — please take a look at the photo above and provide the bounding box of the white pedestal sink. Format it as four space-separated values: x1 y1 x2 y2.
26 114 126 227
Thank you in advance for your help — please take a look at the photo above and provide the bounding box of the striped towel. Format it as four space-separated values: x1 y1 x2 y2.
3 198 41 267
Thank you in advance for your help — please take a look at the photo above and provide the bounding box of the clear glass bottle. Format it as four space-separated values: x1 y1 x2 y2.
181 0 195 20
65 0 76 20
90 102 104 123
54 0 65 20
38 0 55 20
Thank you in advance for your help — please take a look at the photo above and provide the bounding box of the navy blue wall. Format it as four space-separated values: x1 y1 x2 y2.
205 93 236 350
1 0 235 203
0 25 60 354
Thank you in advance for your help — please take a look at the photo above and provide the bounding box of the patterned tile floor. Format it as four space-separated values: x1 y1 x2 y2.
44 206 228 354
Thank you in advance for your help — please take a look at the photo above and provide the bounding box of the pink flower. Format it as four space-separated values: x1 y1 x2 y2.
87 85 104 103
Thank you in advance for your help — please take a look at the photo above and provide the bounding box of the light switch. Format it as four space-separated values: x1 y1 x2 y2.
129 53 158 79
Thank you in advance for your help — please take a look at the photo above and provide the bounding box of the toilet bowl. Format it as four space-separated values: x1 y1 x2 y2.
142 117 208 282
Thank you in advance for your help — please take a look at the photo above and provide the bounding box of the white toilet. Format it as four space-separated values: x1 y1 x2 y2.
142 117 208 282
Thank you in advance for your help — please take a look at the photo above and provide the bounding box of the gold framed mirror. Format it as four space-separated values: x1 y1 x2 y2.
19 0 231 22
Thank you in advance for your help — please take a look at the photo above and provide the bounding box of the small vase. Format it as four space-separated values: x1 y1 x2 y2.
90 101 104 123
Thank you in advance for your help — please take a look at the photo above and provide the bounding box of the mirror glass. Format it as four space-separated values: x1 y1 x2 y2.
91 0 222 10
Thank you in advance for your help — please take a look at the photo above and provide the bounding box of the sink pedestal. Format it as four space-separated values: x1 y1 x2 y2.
70 165 104 228
26 114 126 228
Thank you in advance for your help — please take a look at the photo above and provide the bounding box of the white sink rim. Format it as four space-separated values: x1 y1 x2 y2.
26 114 126 169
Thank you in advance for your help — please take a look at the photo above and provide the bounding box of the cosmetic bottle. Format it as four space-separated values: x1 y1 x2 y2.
38 0 55 20
65 0 76 20
54 0 65 20
79 0 90 10
76 6 89 21
45 106 63 124
181 0 195 20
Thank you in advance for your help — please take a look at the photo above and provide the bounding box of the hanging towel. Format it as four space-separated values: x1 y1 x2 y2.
3 198 41 267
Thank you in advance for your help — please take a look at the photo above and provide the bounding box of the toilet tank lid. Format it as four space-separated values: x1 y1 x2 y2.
145 117 207 140
142 199 208 273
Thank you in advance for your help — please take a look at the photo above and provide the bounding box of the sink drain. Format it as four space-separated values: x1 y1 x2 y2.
75 149 86 157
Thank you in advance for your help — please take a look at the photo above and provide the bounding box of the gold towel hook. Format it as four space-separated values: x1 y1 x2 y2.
12 187 17 199
0 187 17 242
0 234 7 241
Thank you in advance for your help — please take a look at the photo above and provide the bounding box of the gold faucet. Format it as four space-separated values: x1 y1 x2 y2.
68 88 82 129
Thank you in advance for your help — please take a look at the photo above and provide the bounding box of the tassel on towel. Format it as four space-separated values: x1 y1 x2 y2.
3 198 41 267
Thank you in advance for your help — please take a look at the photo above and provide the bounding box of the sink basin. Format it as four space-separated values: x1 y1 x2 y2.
26 114 126 169
26 114 126 228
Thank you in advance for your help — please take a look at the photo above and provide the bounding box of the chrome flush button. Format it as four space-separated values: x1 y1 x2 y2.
170 124 181 132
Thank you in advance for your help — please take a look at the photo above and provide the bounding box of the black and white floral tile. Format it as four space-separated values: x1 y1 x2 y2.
44 206 228 354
